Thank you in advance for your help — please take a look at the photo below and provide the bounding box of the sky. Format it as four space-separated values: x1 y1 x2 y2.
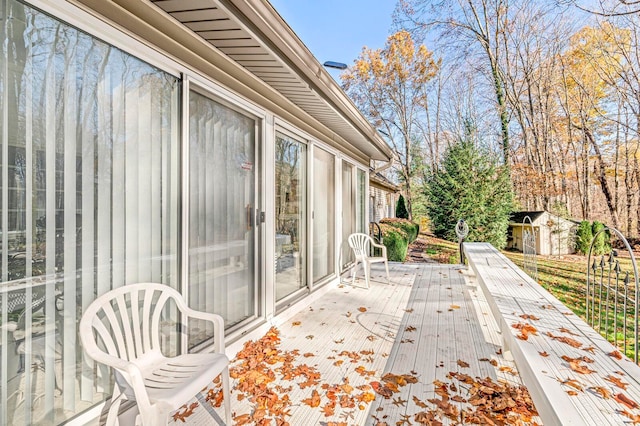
267 0 396 79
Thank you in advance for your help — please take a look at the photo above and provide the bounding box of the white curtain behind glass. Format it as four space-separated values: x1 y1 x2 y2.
188 91 257 348
0 3 179 424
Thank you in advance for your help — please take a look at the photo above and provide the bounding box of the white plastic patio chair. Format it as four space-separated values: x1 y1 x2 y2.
80 283 231 425
347 233 390 288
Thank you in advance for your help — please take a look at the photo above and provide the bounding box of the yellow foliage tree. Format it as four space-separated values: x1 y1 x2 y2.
342 30 440 219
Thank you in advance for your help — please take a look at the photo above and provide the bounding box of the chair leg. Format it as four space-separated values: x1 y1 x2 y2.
363 262 370 289
351 259 358 284
105 384 123 426
222 367 232 425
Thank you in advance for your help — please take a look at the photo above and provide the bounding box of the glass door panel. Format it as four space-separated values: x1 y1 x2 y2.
275 133 307 302
188 90 259 347
341 162 356 270
312 148 335 283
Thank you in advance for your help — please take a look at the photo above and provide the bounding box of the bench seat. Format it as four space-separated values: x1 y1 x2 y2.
464 242 640 425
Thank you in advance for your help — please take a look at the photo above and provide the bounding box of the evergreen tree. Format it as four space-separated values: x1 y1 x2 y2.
425 138 513 248
575 220 593 255
396 195 409 219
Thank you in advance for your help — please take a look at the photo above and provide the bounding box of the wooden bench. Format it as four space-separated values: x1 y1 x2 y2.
464 242 640 425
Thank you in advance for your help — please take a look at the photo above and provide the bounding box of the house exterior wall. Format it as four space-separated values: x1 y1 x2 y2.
368 186 397 223
0 1 382 424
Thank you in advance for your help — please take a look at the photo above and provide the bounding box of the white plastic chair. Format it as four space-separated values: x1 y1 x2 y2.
80 283 231 425
347 233 390 288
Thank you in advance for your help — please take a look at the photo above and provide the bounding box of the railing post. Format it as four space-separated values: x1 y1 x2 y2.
585 226 639 363
455 219 469 264
522 215 538 282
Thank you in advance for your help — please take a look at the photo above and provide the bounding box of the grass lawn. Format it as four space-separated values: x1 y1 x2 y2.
419 233 638 359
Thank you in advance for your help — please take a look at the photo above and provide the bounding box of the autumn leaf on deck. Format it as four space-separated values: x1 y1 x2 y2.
172 402 199 423
539 351 549 357
333 360 344 367
306 335 314 340
232 413 252 426
392 396 408 407
292 321 301 326
606 375 630 390
582 346 596 353
546 331 582 348
520 313 540 320
559 327 579 336
397 414 412 425
370 381 393 398
561 354 594 364
557 377 584 391
568 359 596 374
303 352 314 357
589 386 612 399
608 350 623 360
400 339 414 344
457 359 470 368
620 410 640 423
512 322 538 340
358 306 367 312
405 308 414 313
498 366 517 375
334 338 344 344
367 335 377 341
405 325 417 332
615 393 639 410
414 411 443 425
345 311 352 318
567 390 579 396
413 395 428 408
322 400 336 417
450 304 460 310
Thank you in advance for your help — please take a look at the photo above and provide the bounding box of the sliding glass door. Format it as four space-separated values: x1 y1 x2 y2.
0 3 180 423
188 90 260 347
313 148 335 283
275 132 307 302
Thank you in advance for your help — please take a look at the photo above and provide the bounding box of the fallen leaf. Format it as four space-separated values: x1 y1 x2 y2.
302 389 321 408
457 359 470 368
370 381 393 398
306 335 314 340
539 351 549 357
608 350 623 360
520 313 540 320
413 395 428 408
358 306 367 312
292 321 301 326
559 327 578 336
615 393 639 410
450 304 460 310
392 396 407 407
589 386 612 399
559 377 584 392
606 375 629 390
405 325 417 332
568 359 596 374
567 390 579 396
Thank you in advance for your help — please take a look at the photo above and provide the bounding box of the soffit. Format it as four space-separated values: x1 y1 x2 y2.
149 0 392 161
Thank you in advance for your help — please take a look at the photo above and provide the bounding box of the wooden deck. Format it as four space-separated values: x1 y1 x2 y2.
177 261 530 425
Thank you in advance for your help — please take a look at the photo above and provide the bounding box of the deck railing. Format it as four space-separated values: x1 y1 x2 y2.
585 227 639 362
522 216 538 282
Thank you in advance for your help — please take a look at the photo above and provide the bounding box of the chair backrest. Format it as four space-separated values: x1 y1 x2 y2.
348 233 372 260
80 283 183 365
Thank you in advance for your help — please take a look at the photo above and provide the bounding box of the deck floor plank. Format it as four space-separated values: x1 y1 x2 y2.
182 261 526 425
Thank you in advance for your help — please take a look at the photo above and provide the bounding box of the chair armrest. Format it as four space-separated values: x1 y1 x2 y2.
179 306 226 354
371 241 388 258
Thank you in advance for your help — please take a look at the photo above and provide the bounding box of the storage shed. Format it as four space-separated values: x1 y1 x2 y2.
507 211 579 256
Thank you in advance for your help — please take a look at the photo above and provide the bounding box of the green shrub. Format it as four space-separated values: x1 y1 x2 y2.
591 221 611 255
575 220 593 255
396 195 409 219
381 218 419 243
379 223 408 261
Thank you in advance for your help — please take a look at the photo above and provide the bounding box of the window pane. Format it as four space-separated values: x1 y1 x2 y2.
0 3 179 424
357 169 367 233
188 91 258 346
275 133 307 301
313 148 334 282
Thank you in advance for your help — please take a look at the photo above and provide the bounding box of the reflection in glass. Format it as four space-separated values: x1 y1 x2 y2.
188 92 258 346
275 133 307 301
0 2 179 424
313 148 335 282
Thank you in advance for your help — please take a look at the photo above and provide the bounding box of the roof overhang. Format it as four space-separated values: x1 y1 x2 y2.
70 0 393 162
